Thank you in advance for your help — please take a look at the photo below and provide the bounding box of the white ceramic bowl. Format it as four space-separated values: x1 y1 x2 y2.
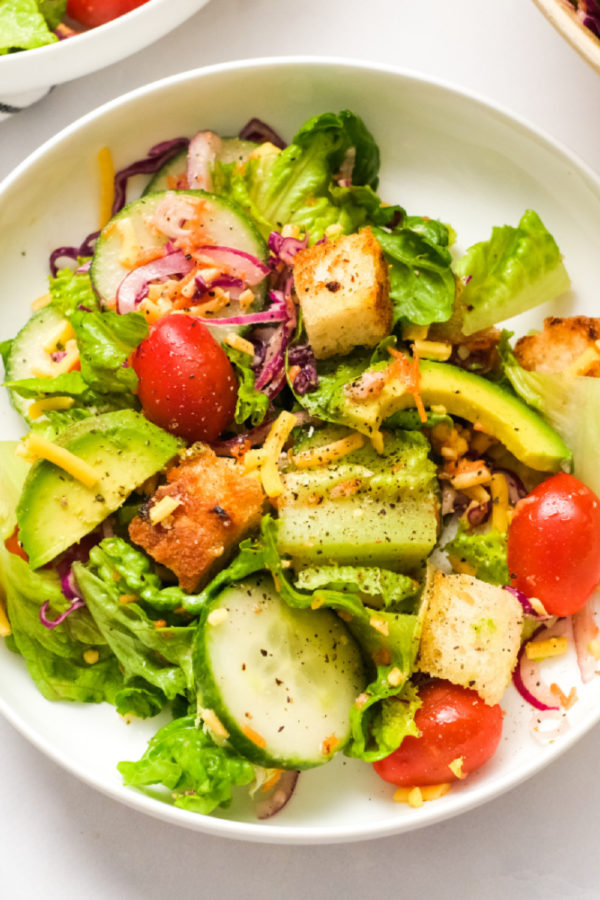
0 0 210 105
531 0 600 73
1 58 600 844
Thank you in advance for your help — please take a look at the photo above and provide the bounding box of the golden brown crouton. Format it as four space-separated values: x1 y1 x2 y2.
129 446 264 592
418 568 523 705
292 227 393 359
514 316 600 375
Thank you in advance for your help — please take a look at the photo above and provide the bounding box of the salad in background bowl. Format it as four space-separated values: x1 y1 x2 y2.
1 59 600 843
531 0 600 73
0 0 210 113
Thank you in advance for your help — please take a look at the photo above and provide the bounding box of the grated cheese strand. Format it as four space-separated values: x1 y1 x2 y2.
28 396 75 420
292 432 365 469
224 333 255 356
149 495 182 525
24 433 99 488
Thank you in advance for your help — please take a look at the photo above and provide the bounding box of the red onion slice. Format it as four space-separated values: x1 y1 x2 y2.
187 131 222 191
40 598 85 630
195 245 270 286
153 194 201 241
116 250 194 314
572 594 600 684
529 708 570 745
268 231 308 265
512 624 560 711
255 770 299 820
504 585 551 620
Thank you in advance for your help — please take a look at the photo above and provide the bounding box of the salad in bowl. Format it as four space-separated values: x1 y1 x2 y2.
1 81 600 833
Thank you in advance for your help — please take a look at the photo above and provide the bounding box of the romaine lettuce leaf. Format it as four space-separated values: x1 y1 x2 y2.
226 111 383 242
443 523 509 585
118 715 255 814
454 210 570 336
38 0 66 29
372 222 456 327
225 345 269 426
0 0 57 54
294 564 419 612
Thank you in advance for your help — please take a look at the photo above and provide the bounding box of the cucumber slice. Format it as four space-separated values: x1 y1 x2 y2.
142 138 256 196
194 574 365 769
90 190 267 341
4 305 69 421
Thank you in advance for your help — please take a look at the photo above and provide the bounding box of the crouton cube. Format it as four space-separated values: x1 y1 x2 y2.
129 446 264 592
514 316 600 376
292 227 393 359
418 568 523 705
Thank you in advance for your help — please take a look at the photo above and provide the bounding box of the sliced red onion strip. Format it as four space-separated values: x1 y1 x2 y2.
116 250 194 314
187 131 222 192
153 193 200 241
504 585 538 618
268 231 308 266
195 245 270 286
112 137 190 216
529 709 570 745
238 118 286 149
40 597 85 630
512 621 569 711
255 770 299 819
572 594 600 684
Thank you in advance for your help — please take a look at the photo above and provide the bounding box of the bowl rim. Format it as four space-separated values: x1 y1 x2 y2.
530 0 600 72
2 55 600 844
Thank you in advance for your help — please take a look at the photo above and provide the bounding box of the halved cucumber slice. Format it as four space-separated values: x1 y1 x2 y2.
194 574 366 770
4 305 70 422
142 138 257 196
90 189 267 309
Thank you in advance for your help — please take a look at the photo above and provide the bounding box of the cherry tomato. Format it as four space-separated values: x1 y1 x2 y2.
66 0 148 28
373 680 503 787
132 314 238 443
507 472 600 617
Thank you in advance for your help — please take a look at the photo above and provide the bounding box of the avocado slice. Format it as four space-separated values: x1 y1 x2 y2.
17 410 180 569
340 360 572 473
276 427 439 571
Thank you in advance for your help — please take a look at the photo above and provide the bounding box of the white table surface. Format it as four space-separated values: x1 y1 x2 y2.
2 1 600 897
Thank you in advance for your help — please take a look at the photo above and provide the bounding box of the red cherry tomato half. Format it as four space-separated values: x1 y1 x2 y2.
66 0 149 28
507 472 600 617
132 314 238 444
373 680 503 787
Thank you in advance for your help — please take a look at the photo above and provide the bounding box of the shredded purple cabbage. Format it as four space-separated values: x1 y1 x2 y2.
238 118 286 149
49 230 99 277
253 280 297 399
268 230 308 266
39 529 106 630
111 137 190 217
40 598 85 630
287 343 318 394
580 0 600 37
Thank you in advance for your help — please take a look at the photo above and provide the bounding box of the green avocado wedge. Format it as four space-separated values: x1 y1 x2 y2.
341 360 572 473
17 410 181 569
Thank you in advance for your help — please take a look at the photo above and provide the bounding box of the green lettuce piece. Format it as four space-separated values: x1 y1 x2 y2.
500 332 600 497
443 523 509 585
0 0 57 54
74 551 195 700
370 681 421 756
225 345 269 426
114 680 168 719
49 265 99 315
38 0 66 29
291 352 372 426
454 210 570 336
372 222 455 327
0 543 124 704
118 715 255 814
226 111 384 242
294 565 419 612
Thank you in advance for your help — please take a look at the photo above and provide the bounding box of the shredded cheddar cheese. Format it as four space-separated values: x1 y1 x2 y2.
149 495 182 525
83 649 99 665
525 636 569 661
448 756 466 779
490 472 509 533
207 608 229 627
0 599 11 638
292 432 364 469
23 433 99 487
30 339 80 378
28 396 75 420
224 333 255 356
412 339 452 361
31 293 52 311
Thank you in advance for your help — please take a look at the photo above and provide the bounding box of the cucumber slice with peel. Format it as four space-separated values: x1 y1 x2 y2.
4 306 70 422
193 575 366 770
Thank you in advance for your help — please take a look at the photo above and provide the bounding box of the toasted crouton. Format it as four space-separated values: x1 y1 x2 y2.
418 568 523 705
514 316 600 375
292 227 393 359
129 446 264 592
